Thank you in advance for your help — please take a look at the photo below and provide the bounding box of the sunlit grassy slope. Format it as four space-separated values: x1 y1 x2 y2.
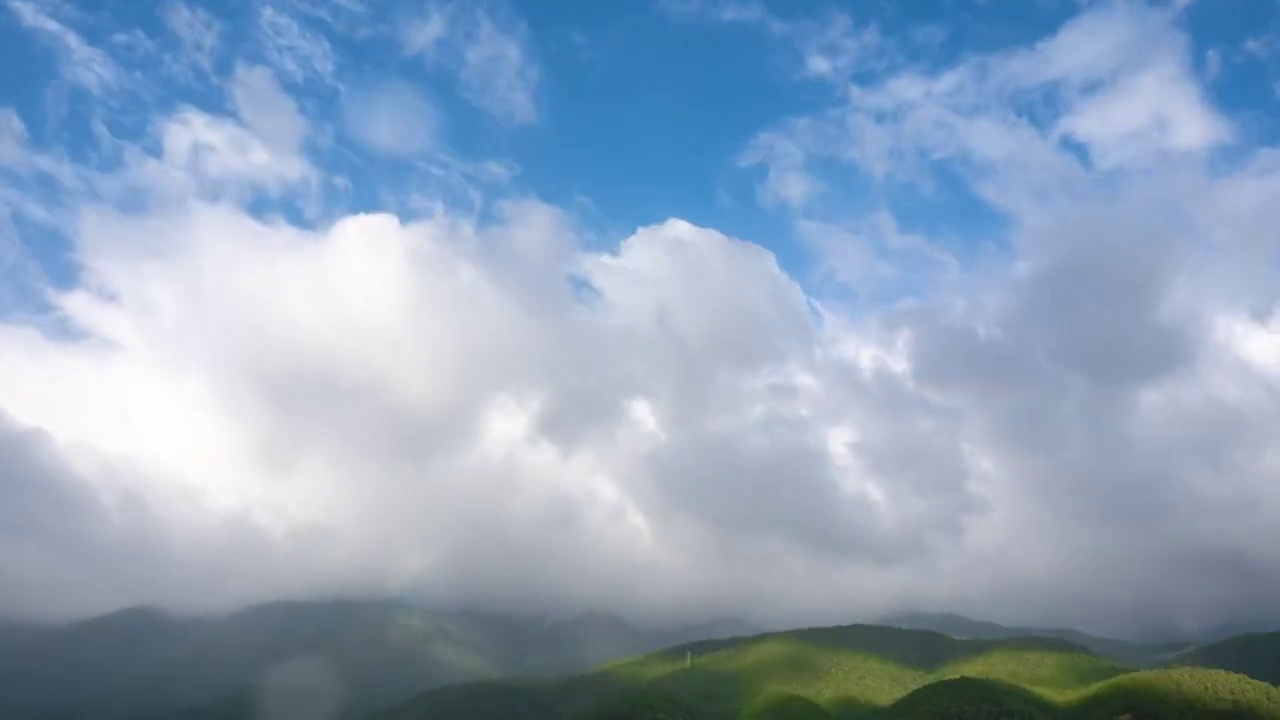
370 623 1280 720
1067 667 1280 719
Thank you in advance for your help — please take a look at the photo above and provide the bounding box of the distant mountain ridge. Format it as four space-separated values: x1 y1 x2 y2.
4 603 1276 719
876 611 1191 665
1171 630 1280 685
0 599 755 720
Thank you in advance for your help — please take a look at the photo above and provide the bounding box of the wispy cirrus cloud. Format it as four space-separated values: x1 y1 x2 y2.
401 1 540 125
658 0 892 81
160 1 222 80
256 3 337 86
730 0 1231 225
5 0 119 93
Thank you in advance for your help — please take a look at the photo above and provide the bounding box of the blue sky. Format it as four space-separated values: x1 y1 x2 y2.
3 0 1280 639
3 0 1274 297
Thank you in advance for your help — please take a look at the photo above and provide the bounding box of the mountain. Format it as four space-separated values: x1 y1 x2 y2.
371 623 1280 720
874 613 1013 641
0 599 749 720
877 612 1188 666
0 619 49 642
6 607 1275 719
1170 630 1280 685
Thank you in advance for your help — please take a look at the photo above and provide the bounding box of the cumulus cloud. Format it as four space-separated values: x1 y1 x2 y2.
0 166 996 624
135 64 313 202
0 0 1278 645
0 411 351 620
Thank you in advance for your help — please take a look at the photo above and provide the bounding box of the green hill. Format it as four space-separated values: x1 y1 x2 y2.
880 677 1058 719
1168 630 1280 685
357 680 558 720
878 669 1280 720
373 624 1126 720
373 623 1280 720
1067 667 1280 719
569 688 714 720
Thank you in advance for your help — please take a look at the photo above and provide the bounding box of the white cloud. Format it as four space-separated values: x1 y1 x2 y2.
4 0 119 93
0 193 804 617
1243 34 1276 60
739 0 1231 209
154 112 309 198
160 1 221 78
257 3 336 85
655 0 777 28
280 0 371 35
798 213 959 303
401 1 540 125
1 0 1279 643
1057 58 1230 168
0 108 27 167
1037 4 1231 167
992 1 1230 167
0 85 972 620
739 128 821 209
794 13 888 81
659 0 889 82
230 63 308 155
5 92 1280 634
1204 48 1222 82
340 79 439 157
136 64 312 199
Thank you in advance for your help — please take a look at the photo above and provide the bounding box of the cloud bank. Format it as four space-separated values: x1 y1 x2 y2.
1 0 1278 642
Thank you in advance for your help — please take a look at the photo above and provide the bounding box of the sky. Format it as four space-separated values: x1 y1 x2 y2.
1 0 1279 642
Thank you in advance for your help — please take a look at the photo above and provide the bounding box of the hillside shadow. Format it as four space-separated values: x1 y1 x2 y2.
880 676 1060 720
824 696 880 719
368 678 561 720
553 665 758 718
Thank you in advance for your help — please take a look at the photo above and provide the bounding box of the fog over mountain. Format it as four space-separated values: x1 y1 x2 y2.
1 0 1279 645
